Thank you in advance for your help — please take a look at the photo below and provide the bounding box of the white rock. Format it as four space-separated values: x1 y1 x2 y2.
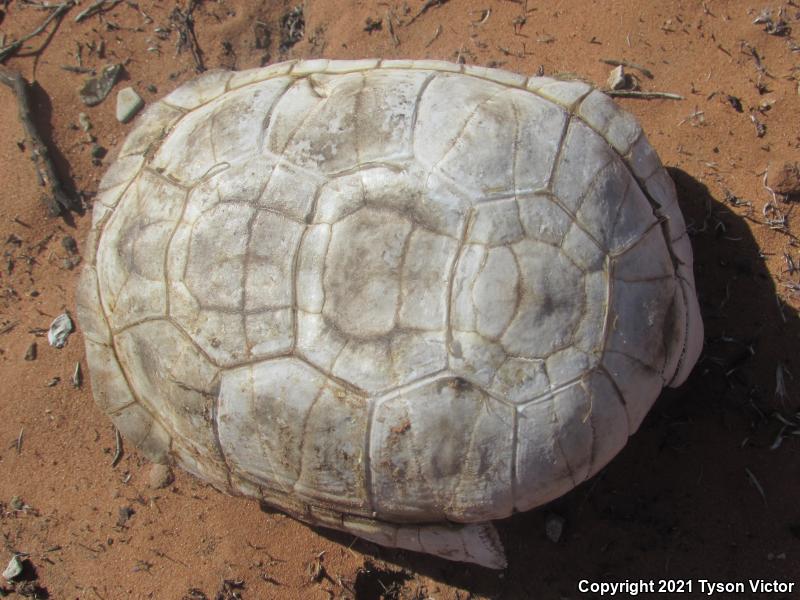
116 87 144 123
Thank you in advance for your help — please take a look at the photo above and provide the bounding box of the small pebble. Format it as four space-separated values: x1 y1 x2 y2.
79 63 122 106
61 235 78 255
117 505 135 527
116 87 144 123
545 512 565 543
148 463 174 489
90 143 106 160
24 342 36 361
78 112 92 132
767 161 800 198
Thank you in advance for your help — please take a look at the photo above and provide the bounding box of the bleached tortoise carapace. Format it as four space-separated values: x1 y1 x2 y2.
76 59 703 569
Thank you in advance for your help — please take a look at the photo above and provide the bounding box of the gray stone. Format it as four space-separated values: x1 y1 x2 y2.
116 87 144 123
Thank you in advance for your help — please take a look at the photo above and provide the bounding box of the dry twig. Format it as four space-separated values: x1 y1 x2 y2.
605 90 684 100
0 0 74 62
74 0 123 23
0 67 78 214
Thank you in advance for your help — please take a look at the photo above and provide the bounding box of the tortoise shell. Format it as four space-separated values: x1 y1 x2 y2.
76 59 703 568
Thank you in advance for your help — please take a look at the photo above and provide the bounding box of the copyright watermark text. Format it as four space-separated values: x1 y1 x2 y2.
577 579 796 596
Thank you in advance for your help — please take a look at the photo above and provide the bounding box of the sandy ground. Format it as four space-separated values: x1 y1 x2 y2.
0 0 799 598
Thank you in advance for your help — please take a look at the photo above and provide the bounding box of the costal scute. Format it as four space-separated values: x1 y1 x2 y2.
76 59 703 569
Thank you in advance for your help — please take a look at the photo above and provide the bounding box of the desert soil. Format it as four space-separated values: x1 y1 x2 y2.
0 0 799 598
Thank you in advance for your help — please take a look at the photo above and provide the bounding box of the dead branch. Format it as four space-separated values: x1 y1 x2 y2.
0 67 78 215
74 0 123 23
0 0 74 62
604 89 684 100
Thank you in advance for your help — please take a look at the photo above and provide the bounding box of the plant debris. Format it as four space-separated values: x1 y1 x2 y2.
215 579 245 600
170 0 205 72
753 8 791 36
726 94 744 112
117 505 135 527
279 5 304 52
0 67 79 214
364 16 382 33
0 0 75 62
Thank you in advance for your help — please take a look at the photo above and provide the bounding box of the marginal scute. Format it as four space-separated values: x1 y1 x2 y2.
669 277 704 388
661 285 688 385
108 402 170 463
463 65 528 88
76 267 111 344
226 60 296 90
529 79 592 111
646 168 687 241
85 338 134 412
602 352 662 432
163 69 233 110
119 102 184 157
612 226 675 281
627 132 662 181
577 90 643 156
98 155 144 193
322 58 381 73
